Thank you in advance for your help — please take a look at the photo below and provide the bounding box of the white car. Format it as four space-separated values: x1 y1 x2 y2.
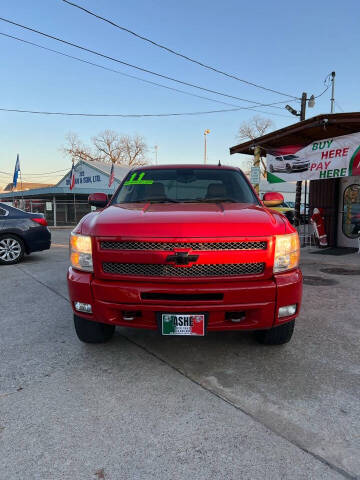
269 155 310 173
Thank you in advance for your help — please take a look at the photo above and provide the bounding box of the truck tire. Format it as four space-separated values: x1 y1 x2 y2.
255 320 295 345
74 314 115 343
0 234 25 265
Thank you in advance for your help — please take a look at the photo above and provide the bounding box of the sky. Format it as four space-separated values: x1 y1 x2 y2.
0 0 359 187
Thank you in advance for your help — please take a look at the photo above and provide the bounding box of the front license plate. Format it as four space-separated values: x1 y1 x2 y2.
161 314 205 336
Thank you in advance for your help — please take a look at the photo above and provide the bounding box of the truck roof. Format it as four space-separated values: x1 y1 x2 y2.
130 164 241 172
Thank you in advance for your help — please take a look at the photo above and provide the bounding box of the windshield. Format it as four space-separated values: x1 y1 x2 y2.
112 168 259 204
283 155 299 160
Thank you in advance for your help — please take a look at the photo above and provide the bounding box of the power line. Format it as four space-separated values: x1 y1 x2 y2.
0 168 69 176
0 16 290 109
0 104 294 117
0 31 291 118
62 0 298 100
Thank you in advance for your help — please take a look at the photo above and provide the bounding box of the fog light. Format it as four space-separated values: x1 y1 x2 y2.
278 304 296 318
74 302 92 314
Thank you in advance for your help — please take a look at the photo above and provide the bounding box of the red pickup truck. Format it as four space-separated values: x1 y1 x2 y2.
68 165 302 345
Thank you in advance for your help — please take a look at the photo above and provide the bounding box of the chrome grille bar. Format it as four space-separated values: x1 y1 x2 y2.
100 241 267 251
103 262 265 277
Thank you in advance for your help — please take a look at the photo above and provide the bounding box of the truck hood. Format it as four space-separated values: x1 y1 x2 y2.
78 203 289 238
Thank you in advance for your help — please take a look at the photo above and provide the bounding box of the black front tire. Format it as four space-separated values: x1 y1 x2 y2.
74 314 115 343
255 320 295 345
0 234 25 265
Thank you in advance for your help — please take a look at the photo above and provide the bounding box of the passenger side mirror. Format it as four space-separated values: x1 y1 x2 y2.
88 193 108 208
263 192 284 207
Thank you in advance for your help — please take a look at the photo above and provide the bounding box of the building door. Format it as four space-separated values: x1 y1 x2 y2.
337 176 360 248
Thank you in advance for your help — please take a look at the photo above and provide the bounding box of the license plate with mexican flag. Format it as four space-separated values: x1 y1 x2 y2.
161 314 205 336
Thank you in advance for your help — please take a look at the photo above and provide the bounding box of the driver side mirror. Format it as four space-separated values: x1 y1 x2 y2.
88 193 108 208
263 192 284 207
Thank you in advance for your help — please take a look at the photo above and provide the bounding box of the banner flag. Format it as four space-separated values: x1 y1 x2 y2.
13 154 20 189
69 163 76 190
267 132 360 183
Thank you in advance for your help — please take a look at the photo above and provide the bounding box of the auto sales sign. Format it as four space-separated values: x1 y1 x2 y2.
266 131 360 183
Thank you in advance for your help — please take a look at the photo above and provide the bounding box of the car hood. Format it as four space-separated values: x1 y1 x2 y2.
77 203 290 238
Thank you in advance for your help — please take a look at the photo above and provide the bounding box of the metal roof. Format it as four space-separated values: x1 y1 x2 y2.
230 112 360 156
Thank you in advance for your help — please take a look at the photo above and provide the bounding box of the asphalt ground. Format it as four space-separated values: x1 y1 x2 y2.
0 228 359 480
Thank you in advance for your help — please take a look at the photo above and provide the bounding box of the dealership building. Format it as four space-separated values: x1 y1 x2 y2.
0 160 130 226
230 112 360 249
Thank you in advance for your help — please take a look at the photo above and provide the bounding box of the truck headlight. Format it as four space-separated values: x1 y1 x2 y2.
274 233 300 273
70 233 93 272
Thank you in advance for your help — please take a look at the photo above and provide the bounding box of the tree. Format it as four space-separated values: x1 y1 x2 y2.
63 130 148 166
237 116 275 176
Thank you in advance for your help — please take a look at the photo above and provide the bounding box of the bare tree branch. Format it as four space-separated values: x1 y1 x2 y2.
237 116 274 141
62 130 149 166
237 116 275 177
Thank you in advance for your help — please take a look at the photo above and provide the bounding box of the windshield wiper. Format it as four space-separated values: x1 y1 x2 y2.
194 198 238 203
117 199 179 204
149 199 180 203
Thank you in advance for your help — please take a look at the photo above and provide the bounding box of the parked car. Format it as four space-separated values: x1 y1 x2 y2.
269 155 310 173
0 202 51 265
68 165 302 346
269 200 295 224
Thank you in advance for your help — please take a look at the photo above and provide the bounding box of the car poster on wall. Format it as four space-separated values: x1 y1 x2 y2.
266 131 360 183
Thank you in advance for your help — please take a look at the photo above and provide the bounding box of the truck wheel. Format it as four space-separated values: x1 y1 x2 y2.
74 314 115 343
255 320 295 345
0 234 25 265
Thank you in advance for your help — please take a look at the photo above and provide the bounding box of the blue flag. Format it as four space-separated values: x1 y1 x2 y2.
13 154 20 189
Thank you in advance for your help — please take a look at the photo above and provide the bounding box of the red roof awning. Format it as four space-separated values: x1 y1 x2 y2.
230 113 360 156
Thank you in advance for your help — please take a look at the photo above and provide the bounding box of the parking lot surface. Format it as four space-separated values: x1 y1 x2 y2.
0 229 359 480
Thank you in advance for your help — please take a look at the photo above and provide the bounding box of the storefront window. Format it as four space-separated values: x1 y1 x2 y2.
342 184 360 238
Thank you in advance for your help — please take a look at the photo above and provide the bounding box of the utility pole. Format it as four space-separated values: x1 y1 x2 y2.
330 71 336 113
294 93 307 226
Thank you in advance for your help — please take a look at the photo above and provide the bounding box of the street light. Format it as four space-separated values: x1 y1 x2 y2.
285 92 315 227
285 93 315 119
204 129 210 164
285 104 299 116
154 145 158 165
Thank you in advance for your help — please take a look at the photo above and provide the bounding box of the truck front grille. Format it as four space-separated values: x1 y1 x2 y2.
102 262 265 277
100 241 267 251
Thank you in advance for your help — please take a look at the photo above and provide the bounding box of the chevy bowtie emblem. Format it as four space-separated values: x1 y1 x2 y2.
166 251 199 265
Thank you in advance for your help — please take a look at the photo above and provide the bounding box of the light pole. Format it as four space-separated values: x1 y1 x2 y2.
285 93 315 226
204 129 210 164
154 145 158 165
330 71 336 113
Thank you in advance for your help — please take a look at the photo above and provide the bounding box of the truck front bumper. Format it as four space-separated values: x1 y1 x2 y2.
67 268 302 332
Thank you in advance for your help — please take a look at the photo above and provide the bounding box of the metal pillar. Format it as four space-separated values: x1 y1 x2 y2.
330 71 336 113
53 196 57 227
295 93 307 226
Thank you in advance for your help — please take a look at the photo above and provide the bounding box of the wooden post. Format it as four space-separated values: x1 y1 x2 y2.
254 146 261 194
295 92 307 226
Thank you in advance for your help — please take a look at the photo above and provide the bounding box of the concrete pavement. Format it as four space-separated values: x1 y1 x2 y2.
0 229 359 479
